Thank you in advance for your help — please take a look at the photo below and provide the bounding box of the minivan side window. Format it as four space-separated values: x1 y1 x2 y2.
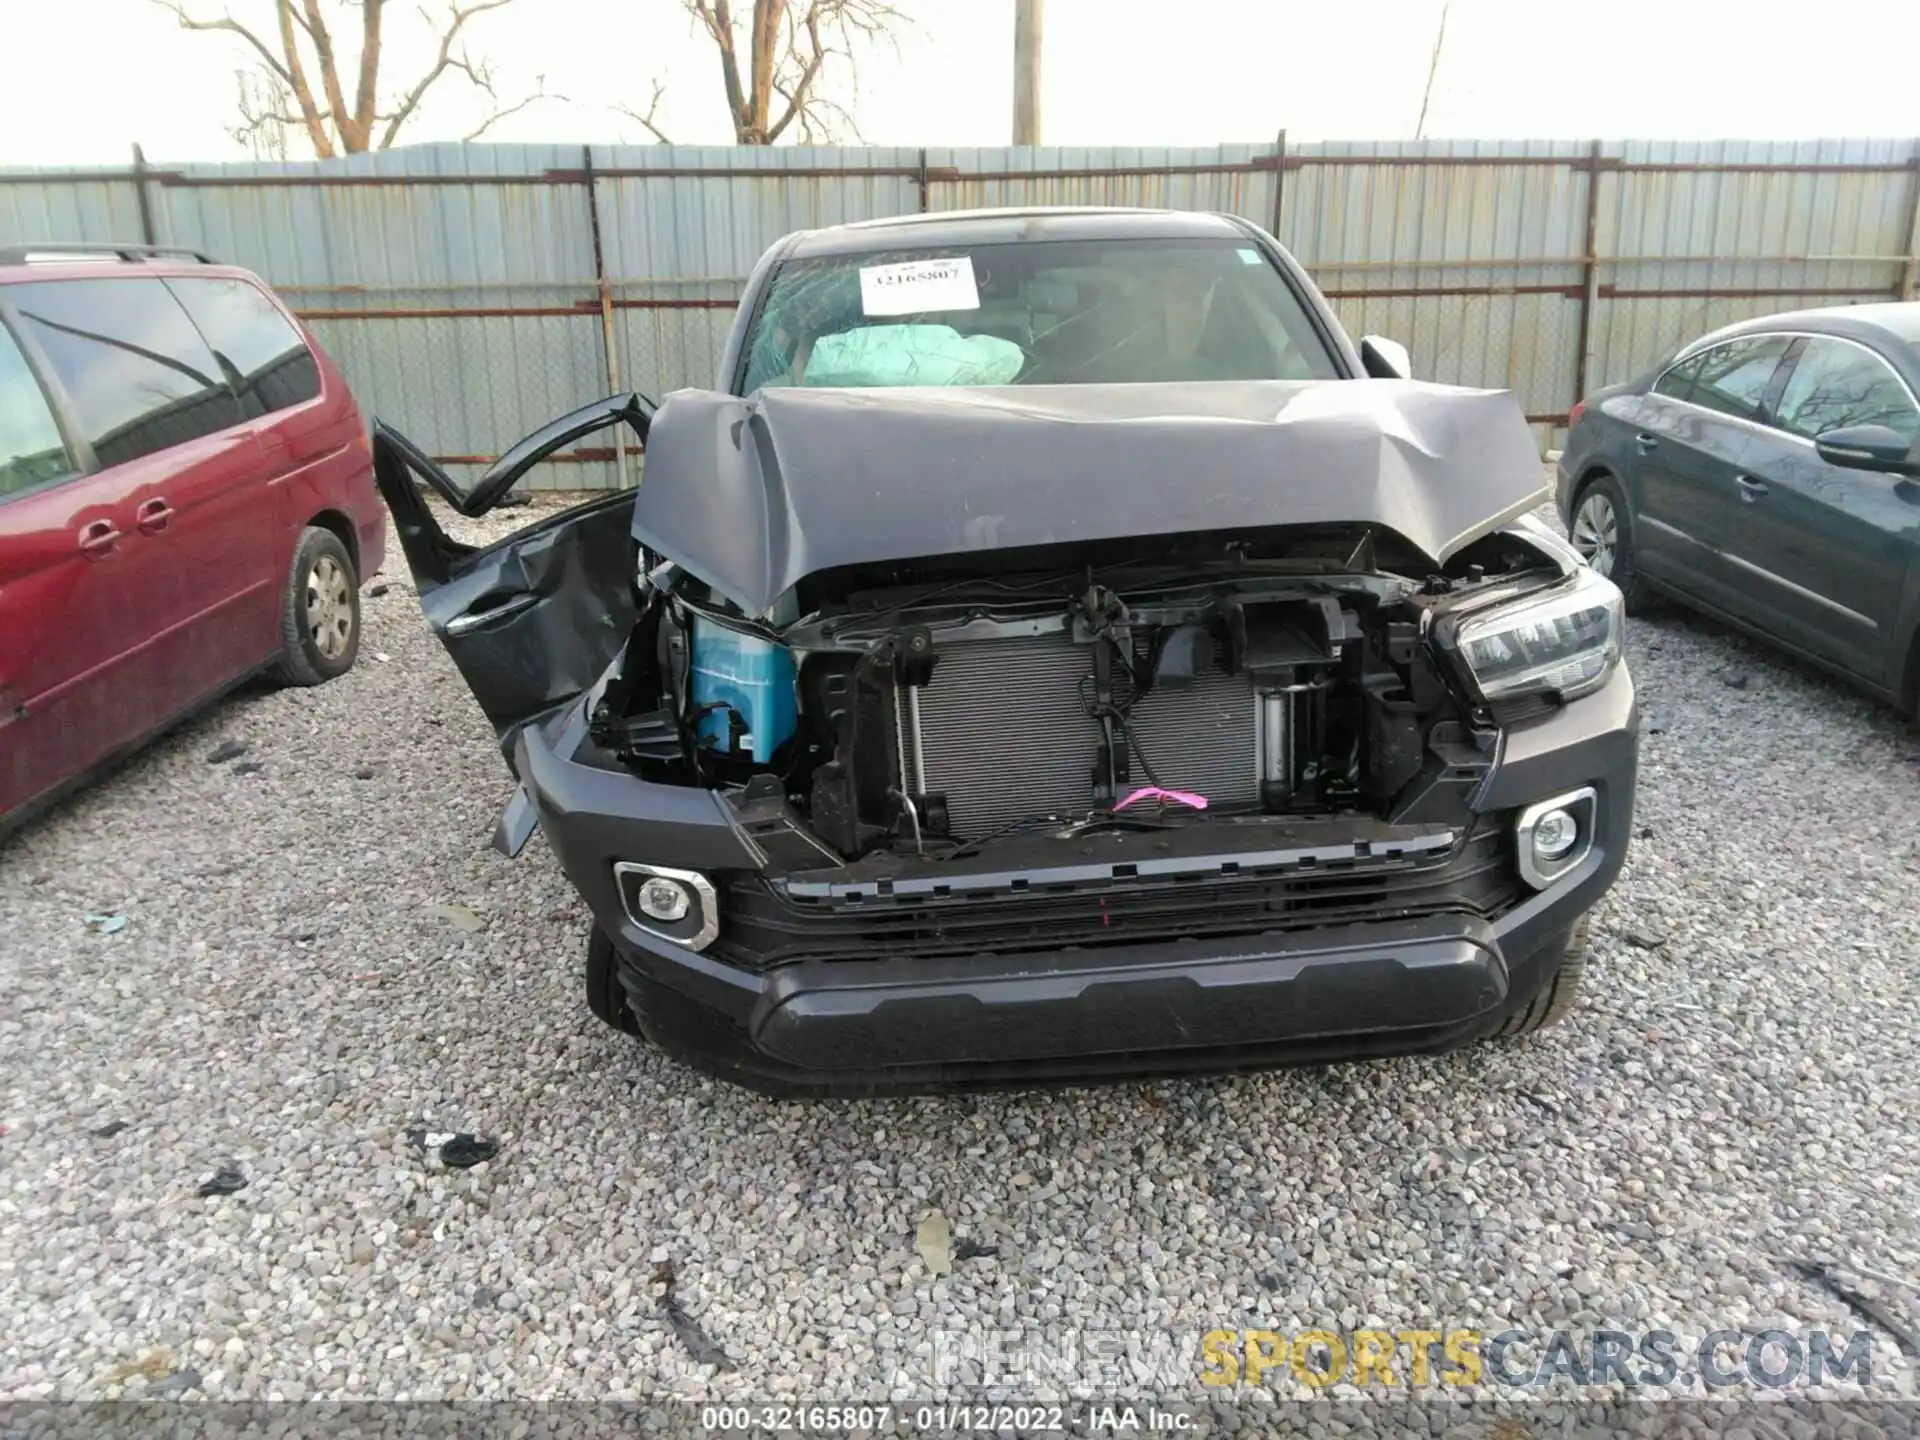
1687 335 1793 422
166 276 320 419
0 322 73 499
1773 337 1920 445
7 277 241 469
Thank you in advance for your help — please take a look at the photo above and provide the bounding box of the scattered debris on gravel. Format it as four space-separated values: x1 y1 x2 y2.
196 1165 249 1199
915 1209 954 1278
654 1258 732 1371
428 901 487 935
437 1134 499 1170
1791 1261 1920 1359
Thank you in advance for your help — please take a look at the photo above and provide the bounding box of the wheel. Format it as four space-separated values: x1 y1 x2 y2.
586 927 643 1037
269 527 360 686
1492 912 1590 1038
1568 474 1647 612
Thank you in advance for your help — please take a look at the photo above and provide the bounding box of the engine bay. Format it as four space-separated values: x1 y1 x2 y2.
590 524 1569 868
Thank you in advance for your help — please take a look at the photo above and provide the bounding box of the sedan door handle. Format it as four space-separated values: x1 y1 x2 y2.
1635 432 1660 452
77 520 121 558
135 498 174 534
444 591 540 636
1735 474 1770 501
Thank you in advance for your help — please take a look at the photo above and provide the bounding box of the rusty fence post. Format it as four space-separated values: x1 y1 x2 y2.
1901 145 1920 301
131 144 157 247
582 145 630 492
1268 129 1288 240
1570 139 1605 426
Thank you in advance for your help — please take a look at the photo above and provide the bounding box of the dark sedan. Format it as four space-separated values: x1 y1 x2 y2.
1557 303 1920 712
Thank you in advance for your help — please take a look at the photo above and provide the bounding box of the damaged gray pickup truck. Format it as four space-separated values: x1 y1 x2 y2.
374 208 1637 1096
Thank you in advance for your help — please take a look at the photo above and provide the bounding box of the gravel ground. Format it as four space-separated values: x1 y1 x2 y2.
2 493 1917 1408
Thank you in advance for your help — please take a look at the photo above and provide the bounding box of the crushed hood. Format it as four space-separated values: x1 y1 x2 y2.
632 379 1547 616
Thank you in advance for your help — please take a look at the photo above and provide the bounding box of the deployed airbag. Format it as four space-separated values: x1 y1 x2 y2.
802 324 1024 388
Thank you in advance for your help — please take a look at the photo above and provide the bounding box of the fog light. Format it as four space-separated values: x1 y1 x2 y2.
1515 787 1597 891
636 876 692 922
1531 808 1579 862
612 862 719 951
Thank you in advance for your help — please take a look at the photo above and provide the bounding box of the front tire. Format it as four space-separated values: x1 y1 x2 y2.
1569 474 1648 612
270 526 360 686
1492 912 1590 1038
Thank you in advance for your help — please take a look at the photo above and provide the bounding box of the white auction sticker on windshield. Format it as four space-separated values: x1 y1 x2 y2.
859 256 980 316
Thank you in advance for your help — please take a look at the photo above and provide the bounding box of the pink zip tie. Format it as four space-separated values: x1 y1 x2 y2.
1113 785 1208 813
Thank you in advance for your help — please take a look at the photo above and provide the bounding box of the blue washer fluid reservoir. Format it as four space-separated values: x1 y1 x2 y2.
690 617 798 764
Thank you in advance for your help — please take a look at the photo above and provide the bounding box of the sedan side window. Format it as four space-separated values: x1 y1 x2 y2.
1652 351 1704 400
1688 335 1793 421
1773 337 1920 444
0 321 74 500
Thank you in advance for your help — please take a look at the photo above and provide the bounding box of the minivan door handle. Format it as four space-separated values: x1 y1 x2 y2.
77 520 121 558
1735 474 1770 501
444 591 540 636
135 498 175 534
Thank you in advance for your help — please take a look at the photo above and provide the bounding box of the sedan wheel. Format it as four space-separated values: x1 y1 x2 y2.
306 554 356 661
1571 491 1619 577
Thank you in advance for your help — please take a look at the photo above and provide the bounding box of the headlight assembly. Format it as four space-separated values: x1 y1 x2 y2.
1444 568 1624 706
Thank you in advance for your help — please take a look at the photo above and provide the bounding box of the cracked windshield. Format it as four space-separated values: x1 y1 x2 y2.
742 238 1342 390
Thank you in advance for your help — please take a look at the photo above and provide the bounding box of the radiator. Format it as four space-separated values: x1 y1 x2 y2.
910 633 1259 840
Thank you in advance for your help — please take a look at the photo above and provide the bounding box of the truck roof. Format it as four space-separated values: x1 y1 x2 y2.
783 206 1254 259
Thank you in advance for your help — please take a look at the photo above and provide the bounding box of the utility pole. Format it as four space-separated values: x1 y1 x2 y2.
1012 0 1043 145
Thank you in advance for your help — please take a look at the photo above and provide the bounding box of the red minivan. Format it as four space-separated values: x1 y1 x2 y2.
0 244 385 830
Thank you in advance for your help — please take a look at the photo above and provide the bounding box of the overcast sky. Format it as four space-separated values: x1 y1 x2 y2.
6 0 1920 165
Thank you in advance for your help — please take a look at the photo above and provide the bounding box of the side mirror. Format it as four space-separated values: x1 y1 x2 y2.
1359 335 1412 381
1813 423 1920 477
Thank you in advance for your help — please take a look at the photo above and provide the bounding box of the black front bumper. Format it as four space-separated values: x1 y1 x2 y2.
515 669 1636 1095
754 916 1505 1071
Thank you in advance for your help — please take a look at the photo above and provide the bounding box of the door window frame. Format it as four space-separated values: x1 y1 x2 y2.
0 301 94 506
162 273 325 421
0 274 255 477
1763 332 1920 443
1650 350 1706 401
1663 333 1796 424
1655 328 1920 448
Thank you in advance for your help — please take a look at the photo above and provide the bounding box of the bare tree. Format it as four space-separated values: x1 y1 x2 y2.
682 0 906 145
615 78 675 144
1414 0 1450 139
233 68 292 159
155 0 550 157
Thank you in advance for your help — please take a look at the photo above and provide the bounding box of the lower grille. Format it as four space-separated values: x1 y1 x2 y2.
912 633 1256 840
713 823 1519 968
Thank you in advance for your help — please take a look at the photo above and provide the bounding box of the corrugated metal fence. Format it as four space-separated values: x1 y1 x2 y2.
5 139 1918 489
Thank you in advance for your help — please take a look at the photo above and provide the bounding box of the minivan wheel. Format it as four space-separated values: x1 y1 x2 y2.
1492 912 1590 1038
270 526 360 686
587 928 643 1037
1569 474 1646 612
